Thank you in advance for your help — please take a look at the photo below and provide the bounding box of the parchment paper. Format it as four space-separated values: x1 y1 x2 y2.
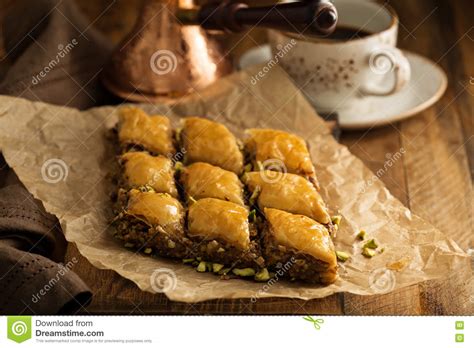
0 65 470 302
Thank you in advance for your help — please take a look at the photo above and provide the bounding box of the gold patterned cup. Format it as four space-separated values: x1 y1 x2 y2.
269 0 411 113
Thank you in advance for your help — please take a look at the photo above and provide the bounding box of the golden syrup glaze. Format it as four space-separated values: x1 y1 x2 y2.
121 152 178 197
245 128 316 177
265 208 336 267
181 162 244 205
187 198 250 250
182 117 244 174
244 171 330 224
118 107 174 156
125 189 184 235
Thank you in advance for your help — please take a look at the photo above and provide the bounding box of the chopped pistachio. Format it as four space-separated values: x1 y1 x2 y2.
182 258 195 264
218 267 231 275
174 161 184 172
248 209 257 222
243 163 252 173
249 186 261 206
139 185 155 193
124 243 134 248
357 230 366 240
335 251 350 262
167 240 176 249
379 248 385 254
196 257 202 261
212 263 224 273
363 238 378 249
217 247 225 253
206 262 214 272
144 248 152 254
196 261 207 272
175 128 182 143
331 215 342 226
362 248 376 258
254 268 270 282
232 268 256 277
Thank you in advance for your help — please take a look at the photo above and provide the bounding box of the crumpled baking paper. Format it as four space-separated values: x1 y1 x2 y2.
0 65 469 302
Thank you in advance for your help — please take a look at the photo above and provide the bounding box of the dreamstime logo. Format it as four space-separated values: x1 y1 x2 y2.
250 39 297 85
7 316 32 343
259 159 287 183
31 257 78 304
359 147 405 194
41 158 69 183
369 268 396 293
150 50 178 75
368 49 396 75
251 257 295 303
32 38 78 85
146 149 187 188
150 268 177 293
11 321 28 336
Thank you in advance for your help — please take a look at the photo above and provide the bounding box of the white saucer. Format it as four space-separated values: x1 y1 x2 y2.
239 45 447 130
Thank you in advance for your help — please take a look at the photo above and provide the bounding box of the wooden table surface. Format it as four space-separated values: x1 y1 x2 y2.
1 0 472 314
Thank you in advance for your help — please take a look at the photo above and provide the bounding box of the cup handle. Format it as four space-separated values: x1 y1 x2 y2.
359 45 411 96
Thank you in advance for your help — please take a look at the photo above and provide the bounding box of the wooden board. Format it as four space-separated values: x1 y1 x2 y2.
2 0 472 314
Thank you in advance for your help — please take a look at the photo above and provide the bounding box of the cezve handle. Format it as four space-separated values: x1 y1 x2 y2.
178 0 338 36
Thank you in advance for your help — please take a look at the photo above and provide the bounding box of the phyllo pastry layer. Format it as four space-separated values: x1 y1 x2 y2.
244 171 330 225
115 189 191 259
180 162 244 205
181 117 243 174
118 107 174 156
244 128 318 188
262 208 337 284
120 152 178 197
187 198 264 268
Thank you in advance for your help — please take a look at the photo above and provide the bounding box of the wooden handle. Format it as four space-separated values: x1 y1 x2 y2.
178 0 338 36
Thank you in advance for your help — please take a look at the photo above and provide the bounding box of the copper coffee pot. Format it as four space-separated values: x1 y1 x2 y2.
101 0 338 102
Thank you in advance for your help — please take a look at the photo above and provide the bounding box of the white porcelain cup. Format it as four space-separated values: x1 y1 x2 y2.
268 0 410 113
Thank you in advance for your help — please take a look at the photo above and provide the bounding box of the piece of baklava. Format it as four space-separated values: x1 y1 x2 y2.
114 189 192 259
118 107 175 157
179 162 244 205
244 128 319 189
262 208 337 284
181 117 244 174
243 171 331 225
187 198 264 269
119 152 178 197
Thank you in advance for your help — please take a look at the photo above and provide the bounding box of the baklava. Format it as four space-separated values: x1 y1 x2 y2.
118 107 175 156
181 117 244 174
187 198 264 269
119 151 178 197
179 162 244 205
261 208 337 284
244 128 319 189
113 108 338 285
243 171 331 225
115 189 192 259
